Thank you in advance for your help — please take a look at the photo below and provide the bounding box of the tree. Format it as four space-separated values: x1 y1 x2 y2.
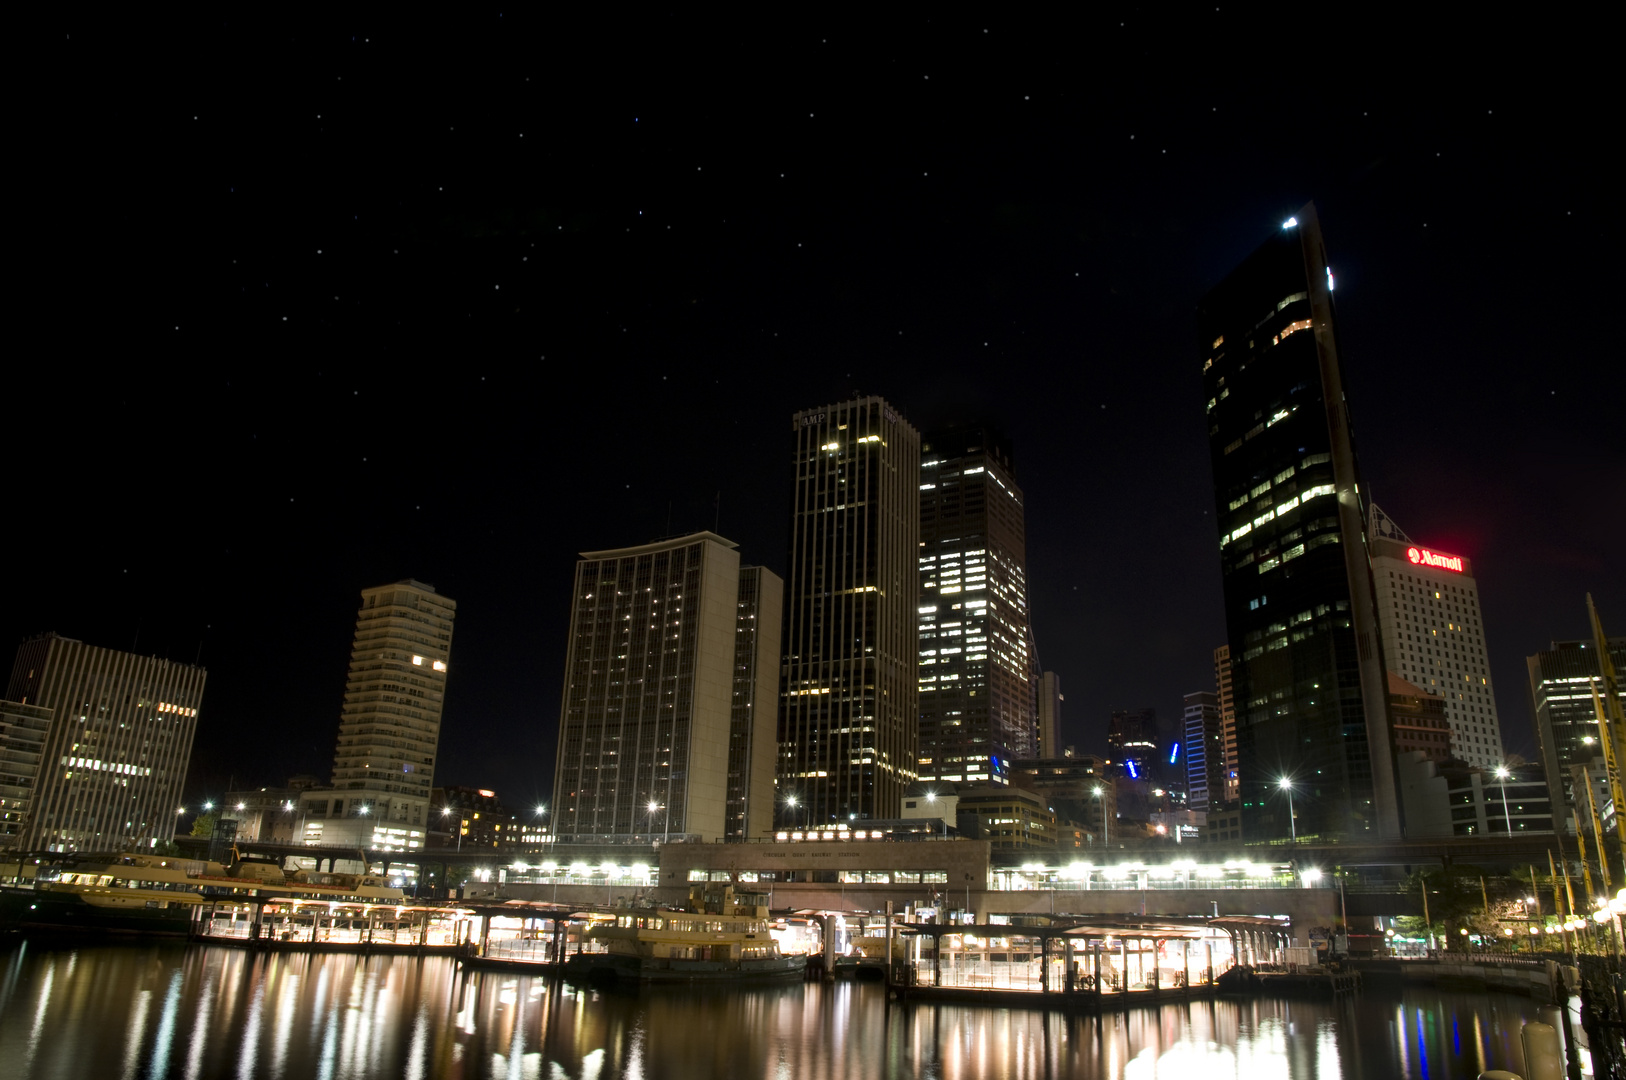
190 812 217 839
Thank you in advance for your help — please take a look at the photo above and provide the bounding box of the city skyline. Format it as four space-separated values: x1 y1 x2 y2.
9 12 1617 809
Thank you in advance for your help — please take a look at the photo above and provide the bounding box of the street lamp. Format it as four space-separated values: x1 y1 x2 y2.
1091 786 1110 848
786 793 801 830
1493 766 1514 835
441 806 463 851
1279 778 1296 843
648 799 667 843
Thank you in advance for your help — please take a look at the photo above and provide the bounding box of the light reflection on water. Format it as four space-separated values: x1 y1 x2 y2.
0 942 1543 1079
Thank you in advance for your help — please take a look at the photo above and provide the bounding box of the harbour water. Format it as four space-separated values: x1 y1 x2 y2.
0 942 1546 1079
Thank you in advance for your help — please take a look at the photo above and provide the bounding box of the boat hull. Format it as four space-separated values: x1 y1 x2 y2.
0 887 195 937
564 952 806 984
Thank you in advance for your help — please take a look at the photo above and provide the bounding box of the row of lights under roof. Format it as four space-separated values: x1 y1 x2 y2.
776 830 887 841
1010 860 1297 877
512 860 652 877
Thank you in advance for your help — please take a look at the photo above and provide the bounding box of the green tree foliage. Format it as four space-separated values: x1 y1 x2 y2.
190 812 217 839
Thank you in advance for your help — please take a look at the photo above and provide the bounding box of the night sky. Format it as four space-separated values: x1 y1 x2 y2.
15 11 1618 813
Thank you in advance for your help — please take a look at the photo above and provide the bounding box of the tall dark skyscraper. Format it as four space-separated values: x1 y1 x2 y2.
778 397 920 827
552 533 779 841
1107 708 1159 782
1526 637 1626 837
1183 691 1223 812
916 426 1036 786
7 634 206 853
1198 204 1400 841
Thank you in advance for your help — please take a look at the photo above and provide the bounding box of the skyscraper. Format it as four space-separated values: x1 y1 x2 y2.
1368 505 1504 769
0 699 52 848
1182 691 1223 812
779 396 920 827
1526 637 1626 836
1036 671 1063 760
301 580 455 851
728 565 784 838
553 532 776 841
1107 708 1159 782
6 633 205 852
917 426 1036 786
1199 204 1400 841
1213 646 1239 806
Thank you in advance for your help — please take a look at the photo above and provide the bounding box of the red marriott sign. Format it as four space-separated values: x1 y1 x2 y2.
1407 546 1464 573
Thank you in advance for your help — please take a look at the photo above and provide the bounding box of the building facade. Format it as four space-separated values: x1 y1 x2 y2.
1107 708 1159 783
1198 204 1400 841
6 633 205 852
1369 505 1504 769
728 566 784 838
1183 691 1224 812
433 786 540 851
1036 672 1063 760
917 426 1036 786
1214 646 1238 806
0 700 53 849
222 775 323 844
301 580 456 851
778 397 920 826
1396 753 1552 838
1008 754 1116 844
553 532 766 842
1387 673 1454 764
954 782 1065 851
1526 637 1626 835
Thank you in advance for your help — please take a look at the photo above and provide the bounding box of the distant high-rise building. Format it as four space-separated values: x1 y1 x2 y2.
553 533 776 841
917 426 1035 786
1182 691 1223 812
779 396 920 826
0 699 54 849
1214 646 1239 806
1526 637 1626 836
728 565 784 838
1387 673 1455 764
301 580 455 851
1199 204 1399 840
1009 753 1115 842
433 786 532 852
6 633 205 852
1036 672 1063 760
1107 708 1159 782
1369 505 1504 770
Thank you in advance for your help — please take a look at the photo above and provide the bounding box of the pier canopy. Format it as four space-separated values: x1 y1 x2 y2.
893 914 1291 995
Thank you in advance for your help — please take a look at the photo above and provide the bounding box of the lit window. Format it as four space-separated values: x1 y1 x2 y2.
412 656 424 666
432 661 447 672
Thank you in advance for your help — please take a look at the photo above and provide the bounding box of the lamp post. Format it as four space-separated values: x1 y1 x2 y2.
648 800 666 844
1279 778 1296 843
1493 766 1514 836
926 791 945 839
786 794 801 831
1274 780 1300 845
441 806 463 851
1092 786 1110 848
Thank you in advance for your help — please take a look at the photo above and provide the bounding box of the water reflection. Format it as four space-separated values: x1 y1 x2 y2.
0 942 1542 1079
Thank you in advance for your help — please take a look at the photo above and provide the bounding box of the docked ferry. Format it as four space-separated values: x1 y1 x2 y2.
4 852 216 935
566 885 805 983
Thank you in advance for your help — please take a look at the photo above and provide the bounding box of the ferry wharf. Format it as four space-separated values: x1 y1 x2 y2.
887 913 1352 1011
